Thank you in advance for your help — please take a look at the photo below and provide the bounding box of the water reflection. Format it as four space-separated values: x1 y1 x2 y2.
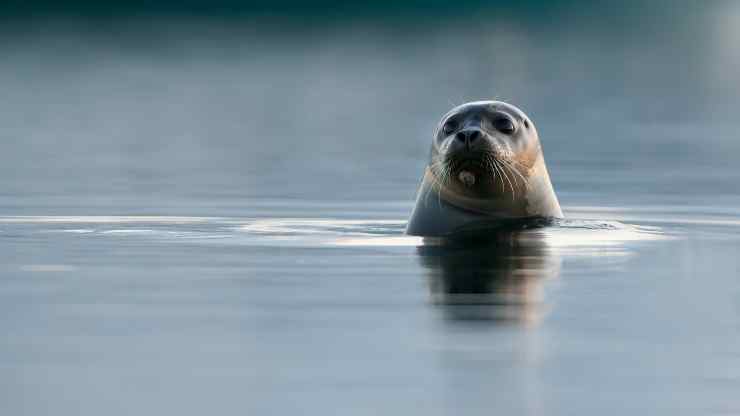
417 232 560 325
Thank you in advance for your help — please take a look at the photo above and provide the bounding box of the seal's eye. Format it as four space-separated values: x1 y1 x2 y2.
442 120 458 135
492 117 516 135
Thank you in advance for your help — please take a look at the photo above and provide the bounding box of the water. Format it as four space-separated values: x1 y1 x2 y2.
2 4 740 415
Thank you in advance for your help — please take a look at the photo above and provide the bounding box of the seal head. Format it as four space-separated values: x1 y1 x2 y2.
406 100 563 237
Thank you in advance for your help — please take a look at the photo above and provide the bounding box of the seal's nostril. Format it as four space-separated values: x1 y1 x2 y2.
468 130 481 143
455 129 482 145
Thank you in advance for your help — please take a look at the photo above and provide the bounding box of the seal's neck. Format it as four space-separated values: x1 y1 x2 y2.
406 157 562 237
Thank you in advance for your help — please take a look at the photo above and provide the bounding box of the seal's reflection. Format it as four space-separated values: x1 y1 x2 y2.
418 231 560 325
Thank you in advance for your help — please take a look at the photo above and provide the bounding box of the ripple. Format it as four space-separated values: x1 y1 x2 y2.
0 216 216 224
0 214 670 250
237 218 406 236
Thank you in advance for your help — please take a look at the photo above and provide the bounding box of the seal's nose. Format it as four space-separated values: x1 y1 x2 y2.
455 129 482 146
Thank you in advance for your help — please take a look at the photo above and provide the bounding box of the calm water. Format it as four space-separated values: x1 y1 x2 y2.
2 4 740 415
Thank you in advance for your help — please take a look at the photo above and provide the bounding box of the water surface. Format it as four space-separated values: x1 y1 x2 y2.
2 5 740 415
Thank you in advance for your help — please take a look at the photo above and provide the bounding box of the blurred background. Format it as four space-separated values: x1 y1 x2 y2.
2 2 740 416
2 0 739 215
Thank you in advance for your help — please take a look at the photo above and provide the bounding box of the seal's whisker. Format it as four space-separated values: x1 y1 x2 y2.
425 159 450 207
423 179 434 207
506 160 532 181
495 161 511 197
497 159 516 201
507 159 530 172
490 157 506 194
509 161 530 187
482 155 494 185
483 154 495 180
501 160 529 189
437 164 452 207
479 148 529 191
421 172 433 207
492 160 507 195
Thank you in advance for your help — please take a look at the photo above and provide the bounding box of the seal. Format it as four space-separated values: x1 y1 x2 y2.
406 100 563 237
